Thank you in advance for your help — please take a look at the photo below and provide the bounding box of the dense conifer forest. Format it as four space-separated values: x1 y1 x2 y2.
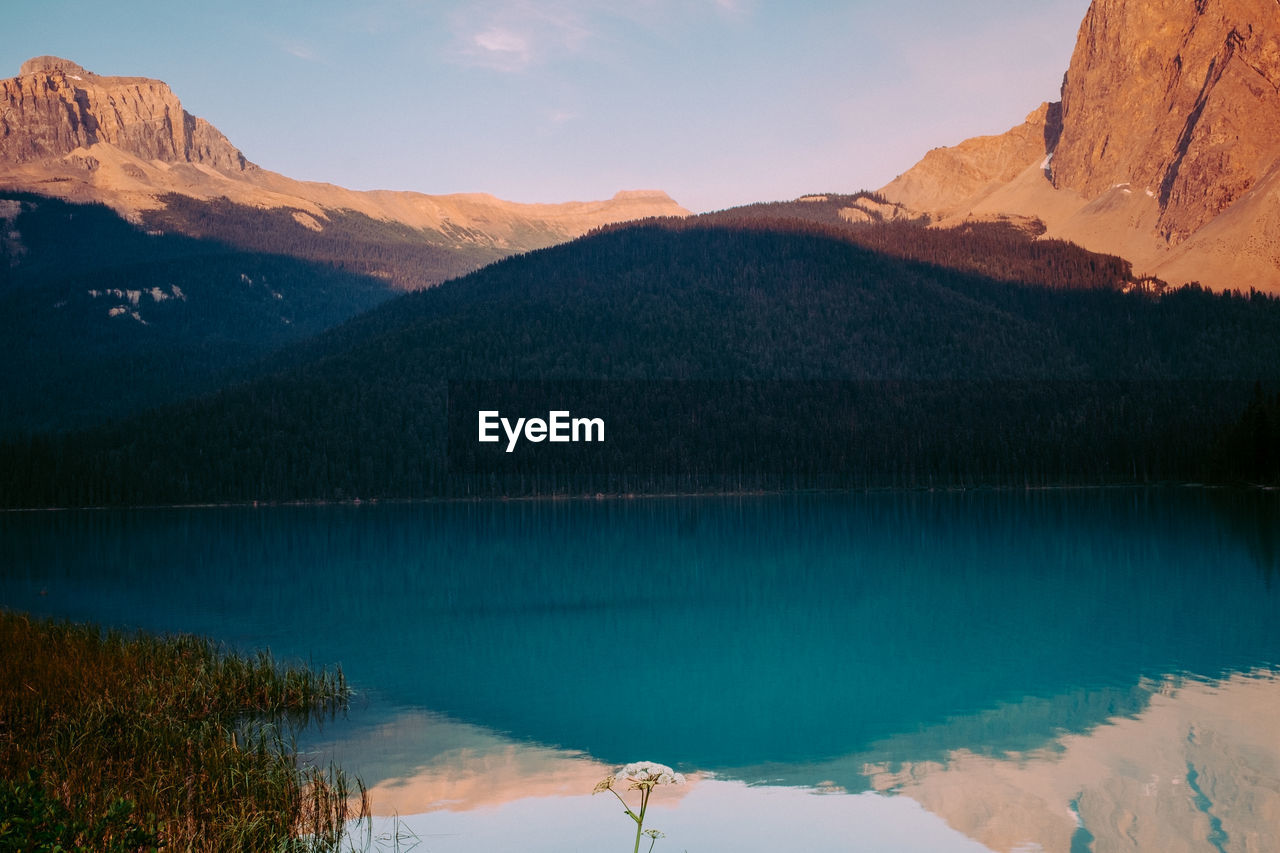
0 193 394 434
4 218 1278 506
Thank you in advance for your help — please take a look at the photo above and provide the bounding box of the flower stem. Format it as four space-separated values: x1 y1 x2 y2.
632 787 650 853
610 787 638 822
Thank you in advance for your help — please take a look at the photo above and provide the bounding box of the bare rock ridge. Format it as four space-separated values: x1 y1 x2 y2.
0 57 688 282
3 55 249 173
879 103 1062 218
880 0 1280 294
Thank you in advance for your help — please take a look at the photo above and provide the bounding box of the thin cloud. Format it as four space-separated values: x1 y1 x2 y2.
274 37 320 62
712 0 752 16
446 0 744 72
474 28 531 61
450 1 593 72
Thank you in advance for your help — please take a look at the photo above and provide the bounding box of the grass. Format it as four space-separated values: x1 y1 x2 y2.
0 609 369 852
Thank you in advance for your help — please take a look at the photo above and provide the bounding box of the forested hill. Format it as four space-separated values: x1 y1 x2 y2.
677 209 1138 292
5 220 1280 506
0 193 395 434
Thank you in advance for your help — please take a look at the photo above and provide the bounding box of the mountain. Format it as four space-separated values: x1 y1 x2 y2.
880 0 1280 294
0 55 689 434
6 219 1278 507
0 56 689 289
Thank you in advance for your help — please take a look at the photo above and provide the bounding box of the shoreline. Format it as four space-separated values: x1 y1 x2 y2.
2 480 1273 514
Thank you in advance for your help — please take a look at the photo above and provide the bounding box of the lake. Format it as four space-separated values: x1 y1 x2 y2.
2 489 1278 852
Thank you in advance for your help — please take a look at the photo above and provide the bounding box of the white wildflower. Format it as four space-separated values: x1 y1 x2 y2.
620 761 685 788
598 760 683 850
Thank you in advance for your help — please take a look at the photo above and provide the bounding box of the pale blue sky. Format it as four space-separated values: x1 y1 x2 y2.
4 1 1091 212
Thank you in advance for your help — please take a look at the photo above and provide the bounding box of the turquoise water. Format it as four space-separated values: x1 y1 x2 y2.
3 490 1278 851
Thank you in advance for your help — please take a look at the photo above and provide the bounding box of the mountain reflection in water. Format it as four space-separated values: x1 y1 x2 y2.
315 670 1278 853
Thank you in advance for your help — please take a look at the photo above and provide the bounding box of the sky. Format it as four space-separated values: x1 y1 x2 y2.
4 0 1091 213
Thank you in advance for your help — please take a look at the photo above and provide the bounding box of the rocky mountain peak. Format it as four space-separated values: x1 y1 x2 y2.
1051 0 1280 242
19 56 94 78
2 57 251 173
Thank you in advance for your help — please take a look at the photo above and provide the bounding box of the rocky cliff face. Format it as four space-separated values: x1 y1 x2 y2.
2 56 249 172
880 0 1280 293
1052 0 1280 243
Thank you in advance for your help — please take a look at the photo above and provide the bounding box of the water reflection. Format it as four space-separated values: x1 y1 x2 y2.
328 671 1278 853
857 671 1280 853
2 490 1278 850
307 708 622 815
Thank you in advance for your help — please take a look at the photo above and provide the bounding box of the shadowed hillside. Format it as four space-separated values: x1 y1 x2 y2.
5 220 1278 506
0 193 394 434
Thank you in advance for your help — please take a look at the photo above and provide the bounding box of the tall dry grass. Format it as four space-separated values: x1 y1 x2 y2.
0 609 368 851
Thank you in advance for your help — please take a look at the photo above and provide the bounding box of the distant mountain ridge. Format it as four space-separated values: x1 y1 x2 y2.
880 0 1280 294
0 56 688 288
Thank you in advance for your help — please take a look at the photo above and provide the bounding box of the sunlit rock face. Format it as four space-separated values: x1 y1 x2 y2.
2 56 248 170
878 103 1061 219
1052 0 1280 244
881 0 1280 294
